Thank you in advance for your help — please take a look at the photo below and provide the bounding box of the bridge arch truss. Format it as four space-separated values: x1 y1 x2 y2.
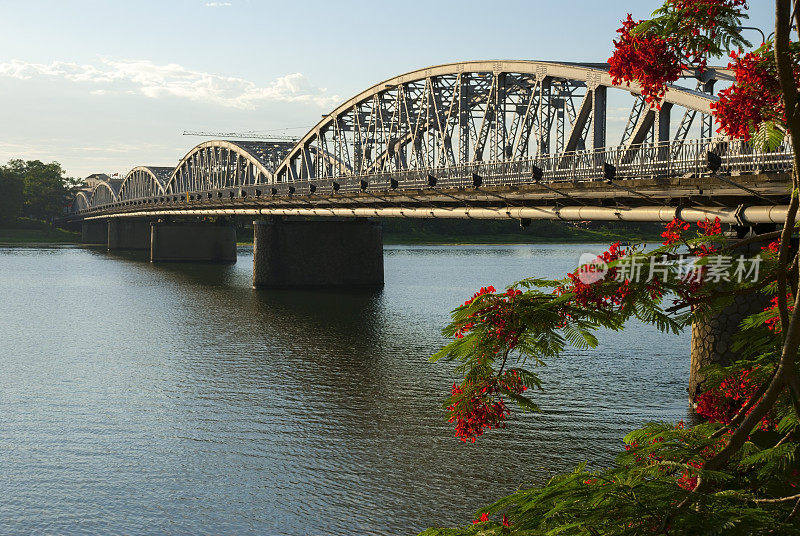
119 166 172 201
89 181 119 208
164 140 295 194
273 60 721 183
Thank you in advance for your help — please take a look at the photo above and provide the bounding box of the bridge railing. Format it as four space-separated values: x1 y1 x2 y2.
76 138 794 213
322 138 793 194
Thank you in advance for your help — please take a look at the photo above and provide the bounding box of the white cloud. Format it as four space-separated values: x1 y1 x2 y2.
0 58 340 109
204 2 232 6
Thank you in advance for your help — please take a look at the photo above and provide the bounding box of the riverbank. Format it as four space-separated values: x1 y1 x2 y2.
0 227 80 244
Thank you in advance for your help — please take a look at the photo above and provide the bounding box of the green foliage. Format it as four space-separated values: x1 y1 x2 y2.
0 159 77 224
749 120 787 152
634 1 751 59
0 167 24 224
424 230 800 534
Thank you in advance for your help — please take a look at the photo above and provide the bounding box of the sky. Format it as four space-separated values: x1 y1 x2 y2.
0 0 778 179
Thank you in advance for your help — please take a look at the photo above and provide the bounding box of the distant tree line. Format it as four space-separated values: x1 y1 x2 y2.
0 159 80 226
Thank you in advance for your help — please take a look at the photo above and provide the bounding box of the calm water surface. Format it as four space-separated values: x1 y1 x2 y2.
0 244 690 535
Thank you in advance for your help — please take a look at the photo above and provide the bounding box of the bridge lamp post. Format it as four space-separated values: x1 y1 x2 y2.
707 151 722 173
471 173 482 188
603 162 617 183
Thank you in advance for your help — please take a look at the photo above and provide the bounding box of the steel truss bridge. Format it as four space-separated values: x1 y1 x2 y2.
69 60 794 226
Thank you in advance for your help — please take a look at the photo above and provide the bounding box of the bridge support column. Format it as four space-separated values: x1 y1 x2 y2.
108 218 151 250
81 220 108 245
150 222 237 263
252 218 384 289
689 294 769 403
689 230 771 404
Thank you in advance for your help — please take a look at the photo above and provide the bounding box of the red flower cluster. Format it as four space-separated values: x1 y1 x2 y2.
454 286 496 339
448 370 528 443
558 242 631 309
472 512 511 527
472 512 489 524
763 239 781 253
764 294 794 332
608 14 683 106
677 460 704 490
697 217 722 236
695 217 722 257
695 368 773 430
711 45 788 140
662 217 690 245
662 217 721 250
454 286 524 350
609 1 748 106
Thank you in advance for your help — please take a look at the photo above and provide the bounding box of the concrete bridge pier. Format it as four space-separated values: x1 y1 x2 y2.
252 218 384 289
108 218 151 250
688 227 773 404
150 222 237 263
689 294 770 403
81 220 108 245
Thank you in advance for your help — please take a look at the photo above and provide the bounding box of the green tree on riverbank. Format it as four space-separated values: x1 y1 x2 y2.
0 167 24 225
0 159 78 224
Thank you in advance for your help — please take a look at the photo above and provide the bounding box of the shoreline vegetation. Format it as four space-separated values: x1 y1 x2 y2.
0 219 79 244
1 218 663 246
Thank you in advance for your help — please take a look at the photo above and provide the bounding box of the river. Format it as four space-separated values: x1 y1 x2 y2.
0 244 689 535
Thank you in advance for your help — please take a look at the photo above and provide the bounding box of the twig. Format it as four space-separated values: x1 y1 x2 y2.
786 496 800 522
754 492 800 503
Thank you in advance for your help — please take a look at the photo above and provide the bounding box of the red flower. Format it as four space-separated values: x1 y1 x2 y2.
711 43 793 140
608 2 748 106
762 239 780 253
662 217 690 245
765 294 794 333
608 14 683 106
448 369 529 442
695 368 775 430
472 512 490 524
697 217 722 237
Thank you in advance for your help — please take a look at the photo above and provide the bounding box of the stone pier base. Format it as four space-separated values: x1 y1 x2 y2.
108 218 151 250
689 293 770 402
150 222 237 263
81 220 107 245
253 218 384 288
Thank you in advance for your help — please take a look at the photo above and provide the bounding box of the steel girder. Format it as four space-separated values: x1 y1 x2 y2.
119 166 171 201
164 140 294 194
89 181 119 208
75 60 733 213
74 190 91 212
271 60 720 183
